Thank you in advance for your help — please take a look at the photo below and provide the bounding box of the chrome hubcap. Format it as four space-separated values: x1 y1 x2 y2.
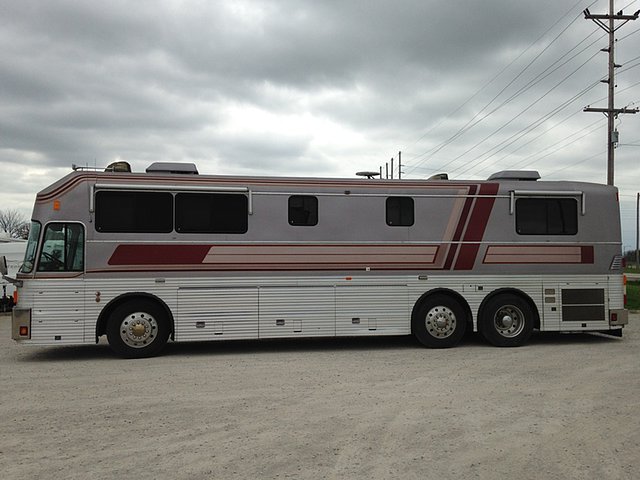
494 305 525 338
120 312 158 348
426 305 457 338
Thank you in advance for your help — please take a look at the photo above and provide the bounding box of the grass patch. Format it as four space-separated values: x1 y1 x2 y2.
627 281 640 311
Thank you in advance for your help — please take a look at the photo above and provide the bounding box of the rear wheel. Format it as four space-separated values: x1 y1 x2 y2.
480 294 534 347
412 294 467 348
106 299 170 358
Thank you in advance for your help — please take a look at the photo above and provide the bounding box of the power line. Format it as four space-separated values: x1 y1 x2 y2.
448 49 602 176
473 115 605 176
472 81 640 176
402 1 595 176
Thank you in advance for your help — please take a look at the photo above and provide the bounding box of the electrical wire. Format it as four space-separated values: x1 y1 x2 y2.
446 50 640 178
447 50 603 177
474 80 640 175
402 0 597 176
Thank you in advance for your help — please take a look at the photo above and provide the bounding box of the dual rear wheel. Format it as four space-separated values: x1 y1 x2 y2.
412 292 535 348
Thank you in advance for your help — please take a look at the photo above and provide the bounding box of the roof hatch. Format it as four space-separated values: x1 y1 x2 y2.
487 170 540 181
146 162 199 175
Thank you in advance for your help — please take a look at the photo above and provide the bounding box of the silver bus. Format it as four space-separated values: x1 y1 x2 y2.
2 162 628 358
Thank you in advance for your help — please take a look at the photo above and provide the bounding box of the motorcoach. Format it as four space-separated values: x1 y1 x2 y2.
2 162 628 357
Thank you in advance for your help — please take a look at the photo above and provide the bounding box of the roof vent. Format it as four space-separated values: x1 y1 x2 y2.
146 162 199 175
427 173 449 180
487 170 540 181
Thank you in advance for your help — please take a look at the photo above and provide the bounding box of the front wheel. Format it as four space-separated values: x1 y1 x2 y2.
412 294 467 348
479 294 535 347
106 299 170 358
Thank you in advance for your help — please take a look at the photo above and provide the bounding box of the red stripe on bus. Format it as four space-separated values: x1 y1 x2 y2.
454 244 480 270
444 186 478 269
581 246 594 264
108 244 212 265
454 183 498 270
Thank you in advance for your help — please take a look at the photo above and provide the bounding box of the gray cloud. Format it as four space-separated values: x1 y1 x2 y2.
1 0 639 242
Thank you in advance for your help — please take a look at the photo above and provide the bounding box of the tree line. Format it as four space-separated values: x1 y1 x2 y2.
0 209 29 239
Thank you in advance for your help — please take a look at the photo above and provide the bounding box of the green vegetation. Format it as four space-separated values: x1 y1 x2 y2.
627 281 640 311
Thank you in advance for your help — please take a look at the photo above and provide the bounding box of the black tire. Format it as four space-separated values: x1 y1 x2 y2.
412 294 467 348
106 299 170 358
479 293 535 347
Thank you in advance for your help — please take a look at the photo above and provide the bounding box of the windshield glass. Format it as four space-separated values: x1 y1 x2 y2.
19 221 41 274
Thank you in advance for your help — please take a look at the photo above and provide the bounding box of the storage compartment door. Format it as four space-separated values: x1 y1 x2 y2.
176 287 259 341
259 286 335 338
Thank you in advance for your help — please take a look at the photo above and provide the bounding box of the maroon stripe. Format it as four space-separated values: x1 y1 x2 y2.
454 183 498 270
444 185 477 270
452 185 477 242
454 244 480 270
462 183 498 242
108 245 212 265
581 246 594 264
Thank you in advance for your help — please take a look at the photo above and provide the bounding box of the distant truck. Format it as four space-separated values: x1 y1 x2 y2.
0 237 26 311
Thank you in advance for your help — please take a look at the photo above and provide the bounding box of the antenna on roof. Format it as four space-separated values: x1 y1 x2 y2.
356 171 381 179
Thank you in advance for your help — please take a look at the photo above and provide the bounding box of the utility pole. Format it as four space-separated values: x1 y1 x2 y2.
398 151 402 179
636 192 639 269
584 2 639 185
391 158 394 179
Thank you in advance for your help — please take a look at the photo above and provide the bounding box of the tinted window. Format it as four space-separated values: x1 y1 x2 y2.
386 197 414 226
37 223 84 272
176 193 248 233
516 198 578 235
96 191 173 233
289 196 318 226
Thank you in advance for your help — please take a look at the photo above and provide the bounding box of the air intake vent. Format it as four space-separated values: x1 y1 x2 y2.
146 162 199 175
427 173 448 180
487 170 540 181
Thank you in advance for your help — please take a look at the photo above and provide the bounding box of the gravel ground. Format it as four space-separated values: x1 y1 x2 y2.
1 313 639 480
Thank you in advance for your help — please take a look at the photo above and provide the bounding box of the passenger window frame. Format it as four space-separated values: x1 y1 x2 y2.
386 196 414 227
288 195 318 227
515 197 578 236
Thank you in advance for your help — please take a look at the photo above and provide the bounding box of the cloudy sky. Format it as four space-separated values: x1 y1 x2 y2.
1 0 640 245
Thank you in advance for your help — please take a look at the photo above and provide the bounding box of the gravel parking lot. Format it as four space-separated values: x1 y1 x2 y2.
1 313 639 480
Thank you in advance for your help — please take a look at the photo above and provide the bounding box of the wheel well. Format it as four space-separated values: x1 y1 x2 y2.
412 288 473 329
478 288 540 329
95 293 175 342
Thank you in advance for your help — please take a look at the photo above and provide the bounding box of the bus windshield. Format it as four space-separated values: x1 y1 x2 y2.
19 221 41 274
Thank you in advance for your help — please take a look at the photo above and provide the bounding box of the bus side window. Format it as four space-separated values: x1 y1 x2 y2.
386 197 414 226
289 196 318 226
175 193 248 234
515 198 577 235
37 223 85 272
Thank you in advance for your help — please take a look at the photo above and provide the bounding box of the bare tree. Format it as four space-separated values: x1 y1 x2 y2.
0 209 29 239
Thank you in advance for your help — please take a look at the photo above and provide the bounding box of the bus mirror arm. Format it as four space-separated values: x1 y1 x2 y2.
0 256 22 288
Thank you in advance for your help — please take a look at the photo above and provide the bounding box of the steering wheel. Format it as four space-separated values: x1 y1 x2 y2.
41 251 65 269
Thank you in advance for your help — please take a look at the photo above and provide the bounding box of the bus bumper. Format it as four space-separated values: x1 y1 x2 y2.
11 308 32 340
